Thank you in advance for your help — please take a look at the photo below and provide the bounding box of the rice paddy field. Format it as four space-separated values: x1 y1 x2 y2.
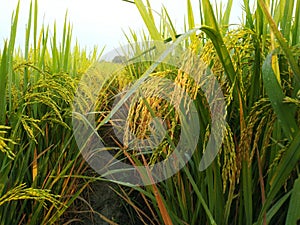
0 0 300 224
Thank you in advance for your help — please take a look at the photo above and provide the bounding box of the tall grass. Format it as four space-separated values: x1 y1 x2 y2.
1 0 299 224
0 1 99 224
94 0 300 224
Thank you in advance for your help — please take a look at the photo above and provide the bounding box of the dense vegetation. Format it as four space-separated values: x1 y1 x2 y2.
0 0 299 224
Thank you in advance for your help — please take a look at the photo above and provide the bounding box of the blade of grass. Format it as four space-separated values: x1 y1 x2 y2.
134 0 162 41
256 130 300 224
241 160 253 225
280 0 294 43
285 176 300 224
198 0 239 103
38 25 49 70
162 6 177 40
0 43 8 125
266 190 291 223
292 0 300 45
63 21 72 71
51 22 59 71
33 0 38 63
7 1 20 113
258 0 300 86
221 0 233 26
24 0 32 88
262 52 298 140
243 0 254 29
187 0 196 35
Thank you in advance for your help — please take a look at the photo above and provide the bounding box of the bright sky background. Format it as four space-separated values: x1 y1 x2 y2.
0 0 246 54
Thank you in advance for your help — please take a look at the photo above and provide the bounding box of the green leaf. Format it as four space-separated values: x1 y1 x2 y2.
0 43 8 125
162 6 177 39
256 131 300 224
222 0 233 26
281 0 294 43
286 176 300 225
24 0 32 88
187 0 195 30
266 191 291 223
292 0 300 45
262 52 298 140
134 0 162 41
199 26 236 86
258 0 300 84
242 160 253 225
243 0 254 29
7 0 20 113
201 0 220 33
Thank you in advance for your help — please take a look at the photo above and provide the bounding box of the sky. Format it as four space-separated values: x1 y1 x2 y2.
0 0 246 54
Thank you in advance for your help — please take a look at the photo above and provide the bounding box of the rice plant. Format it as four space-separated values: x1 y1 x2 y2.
93 0 300 224
1 0 299 224
0 1 100 224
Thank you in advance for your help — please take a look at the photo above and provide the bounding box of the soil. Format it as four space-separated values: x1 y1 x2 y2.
79 180 130 225
63 117 148 224
65 178 133 225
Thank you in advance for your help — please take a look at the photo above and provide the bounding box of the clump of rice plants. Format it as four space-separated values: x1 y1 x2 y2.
0 1 99 224
1 0 300 224
93 0 300 224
